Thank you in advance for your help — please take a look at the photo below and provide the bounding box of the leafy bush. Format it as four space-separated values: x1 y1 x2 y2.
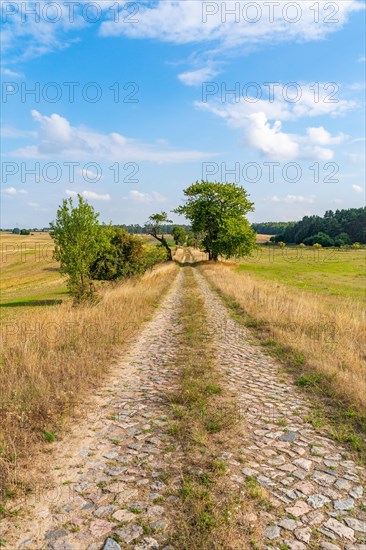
143 244 169 270
303 232 334 247
334 232 351 247
91 227 145 281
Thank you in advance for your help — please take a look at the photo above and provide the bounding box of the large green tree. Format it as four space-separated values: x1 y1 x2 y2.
50 195 108 302
175 181 256 260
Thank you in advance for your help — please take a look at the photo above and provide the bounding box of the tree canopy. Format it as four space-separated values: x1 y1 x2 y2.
175 181 256 260
50 195 108 302
271 208 365 246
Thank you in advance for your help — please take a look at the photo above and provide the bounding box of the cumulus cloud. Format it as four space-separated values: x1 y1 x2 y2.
306 127 347 145
244 113 334 160
65 189 111 201
2 186 28 195
10 110 214 163
129 190 167 203
245 113 299 160
196 88 352 160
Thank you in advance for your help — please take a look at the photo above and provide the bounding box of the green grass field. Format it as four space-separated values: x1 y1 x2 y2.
237 246 365 301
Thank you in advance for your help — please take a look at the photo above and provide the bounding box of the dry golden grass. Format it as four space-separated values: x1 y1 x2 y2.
199 262 366 420
255 233 272 243
0 262 178 495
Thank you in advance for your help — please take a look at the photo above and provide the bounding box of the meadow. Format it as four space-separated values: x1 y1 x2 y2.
0 232 66 318
237 246 365 301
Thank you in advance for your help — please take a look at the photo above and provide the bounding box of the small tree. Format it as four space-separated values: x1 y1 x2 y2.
313 243 322 249
145 212 173 260
172 225 187 245
278 241 286 248
50 195 107 303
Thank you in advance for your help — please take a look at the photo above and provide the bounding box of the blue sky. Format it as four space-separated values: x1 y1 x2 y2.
1 0 365 227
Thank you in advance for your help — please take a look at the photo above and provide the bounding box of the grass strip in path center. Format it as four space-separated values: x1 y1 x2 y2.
167 265 252 549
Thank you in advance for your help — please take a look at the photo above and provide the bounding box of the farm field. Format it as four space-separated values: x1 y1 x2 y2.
0 232 66 318
0 232 176 319
237 246 365 301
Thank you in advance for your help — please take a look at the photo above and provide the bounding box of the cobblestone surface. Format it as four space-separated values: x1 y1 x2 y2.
2 265 365 550
194 268 366 549
1 271 184 549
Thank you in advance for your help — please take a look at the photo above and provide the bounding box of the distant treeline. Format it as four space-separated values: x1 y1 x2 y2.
271 208 366 245
251 221 294 235
117 224 191 234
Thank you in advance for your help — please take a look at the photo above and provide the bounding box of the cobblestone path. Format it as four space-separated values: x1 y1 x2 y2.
1 265 365 550
2 270 184 550
194 269 366 550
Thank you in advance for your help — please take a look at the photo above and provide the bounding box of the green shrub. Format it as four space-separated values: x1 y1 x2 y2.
143 245 169 270
91 227 145 281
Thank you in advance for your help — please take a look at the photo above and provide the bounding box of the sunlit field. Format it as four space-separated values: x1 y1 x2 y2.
192 245 365 302
0 232 66 318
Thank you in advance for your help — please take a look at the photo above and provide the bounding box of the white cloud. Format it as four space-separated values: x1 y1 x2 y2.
196 84 356 125
78 168 103 181
10 110 213 164
178 66 219 86
129 190 167 203
65 189 111 201
245 113 299 160
196 88 352 160
27 201 39 208
2 1 362 68
306 127 347 145
357 56 366 62
100 1 363 48
1 67 23 78
1 126 36 138
244 112 334 161
2 186 28 195
352 185 363 193
270 194 315 204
